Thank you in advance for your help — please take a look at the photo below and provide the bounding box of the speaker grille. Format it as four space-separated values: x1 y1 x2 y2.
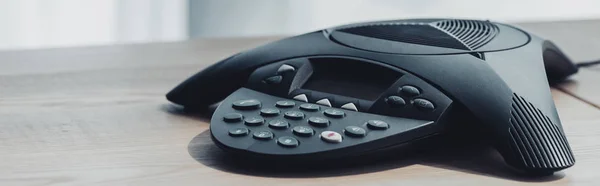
338 24 470 50
508 93 575 169
434 20 499 50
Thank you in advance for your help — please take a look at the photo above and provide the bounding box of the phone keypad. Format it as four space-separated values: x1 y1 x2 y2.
211 87 442 157
220 98 393 148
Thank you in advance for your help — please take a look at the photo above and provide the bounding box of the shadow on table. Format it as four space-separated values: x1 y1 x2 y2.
160 103 218 123
186 130 564 182
160 103 564 182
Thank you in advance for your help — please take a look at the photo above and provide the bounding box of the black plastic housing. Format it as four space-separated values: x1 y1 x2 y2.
166 19 577 175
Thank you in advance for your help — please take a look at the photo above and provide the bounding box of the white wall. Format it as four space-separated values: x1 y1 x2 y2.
0 0 187 50
1 0 600 50
189 0 600 37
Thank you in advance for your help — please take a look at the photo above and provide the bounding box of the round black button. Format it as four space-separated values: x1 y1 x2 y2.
268 119 289 129
253 131 274 140
276 100 295 108
323 109 345 118
223 113 243 123
228 128 249 137
413 98 435 111
244 116 265 126
277 136 299 148
400 85 420 97
232 99 261 110
299 103 320 111
367 120 389 130
284 111 305 120
263 75 283 85
260 108 280 116
292 126 314 137
385 96 406 107
308 117 329 127
344 126 367 137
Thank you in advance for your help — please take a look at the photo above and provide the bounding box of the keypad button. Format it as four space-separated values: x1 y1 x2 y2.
299 103 320 112
268 119 289 129
253 131 274 140
223 113 243 123
400 85 421 97
228 128 249 137
277 64 296 74
232 99 261 110
260 108 280 116
263 75 283 85
344 126 367 137
367 120 389 130
385 96 406 108
316 99 332 107
308 117 330 127
244 116 265 126
277 136 299 148
340 103 359 111
413 98 435 111
276 100 295 108
293 94 309 102
292 126 314 137
320 131 343 143
323 109 345 118
284 111 305 120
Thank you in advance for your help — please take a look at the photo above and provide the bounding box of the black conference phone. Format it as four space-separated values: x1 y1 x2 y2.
167 19 578 175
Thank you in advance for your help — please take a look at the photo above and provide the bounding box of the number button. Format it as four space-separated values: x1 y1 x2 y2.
344 126 366 137
276 100 295 108
253 131 274 140
232 99 261 110
292 126 314 137
284 111 305 120
260 108 280 116
244 116 265 126
323 109 345 118
277 136 299 148
299 103 320 111
320 131 343 143
367 120 389 130
308 117 329 127
268 119 289 129
228 128 249 137
223 113 243 123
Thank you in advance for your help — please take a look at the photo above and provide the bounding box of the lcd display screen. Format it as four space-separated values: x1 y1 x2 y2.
301 58 401 100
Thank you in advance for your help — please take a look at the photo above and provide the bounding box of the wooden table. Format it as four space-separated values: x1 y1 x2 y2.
1 20 599 186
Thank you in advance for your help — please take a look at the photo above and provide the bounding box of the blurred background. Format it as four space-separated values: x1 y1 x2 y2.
1 0 600 50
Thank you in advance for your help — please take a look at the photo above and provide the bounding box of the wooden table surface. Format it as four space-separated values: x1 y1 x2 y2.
1 20 600 186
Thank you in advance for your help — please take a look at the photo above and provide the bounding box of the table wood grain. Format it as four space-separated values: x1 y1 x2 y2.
517 20 600 109
1 20 600 186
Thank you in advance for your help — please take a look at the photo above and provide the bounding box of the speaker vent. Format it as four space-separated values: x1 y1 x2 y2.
338 24 469 50
508 93 575 169
434 20 499 50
